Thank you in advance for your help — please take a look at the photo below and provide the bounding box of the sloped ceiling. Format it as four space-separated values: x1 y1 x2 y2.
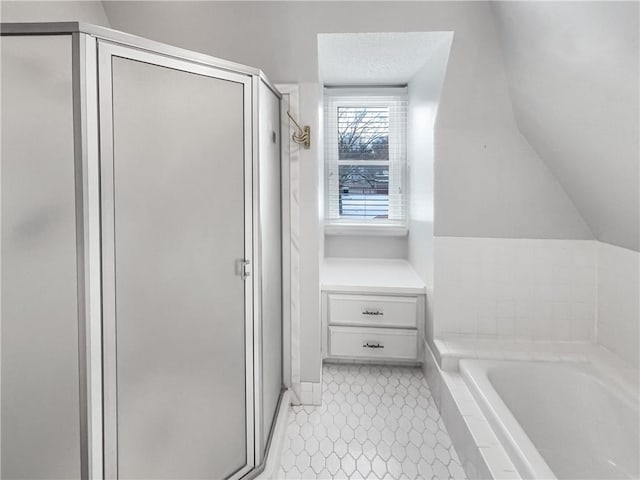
491 1 639 251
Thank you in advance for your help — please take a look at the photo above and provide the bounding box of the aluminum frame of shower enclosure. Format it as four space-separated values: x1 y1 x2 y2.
1 21 283 480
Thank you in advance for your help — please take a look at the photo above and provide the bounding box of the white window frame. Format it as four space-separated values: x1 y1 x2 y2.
324 87 408 236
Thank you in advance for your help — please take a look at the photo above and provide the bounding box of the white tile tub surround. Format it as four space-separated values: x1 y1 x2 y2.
432 337 639 389
597 242 640 368
434 237 598 341
434 338 595 366
423 341 519 480
276 364 466 479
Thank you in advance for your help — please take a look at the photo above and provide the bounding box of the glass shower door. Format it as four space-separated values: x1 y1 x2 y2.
98 43 254 479
258 81 283 452
1 34 82 480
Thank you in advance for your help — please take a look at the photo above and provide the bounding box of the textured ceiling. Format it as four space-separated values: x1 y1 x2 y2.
492 1 639 250
317 32 452 85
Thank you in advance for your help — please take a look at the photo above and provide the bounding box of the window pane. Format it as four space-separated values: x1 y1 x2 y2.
338 106 389 160
338 164 388 219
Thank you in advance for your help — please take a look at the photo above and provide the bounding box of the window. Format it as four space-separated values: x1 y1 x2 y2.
324 88 408 234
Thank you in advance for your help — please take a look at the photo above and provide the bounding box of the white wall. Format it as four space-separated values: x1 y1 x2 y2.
1 1 110 25
325 237 408 260
432 5 593 240
434 237 598 341
325 235 407 259
407 35 452 287
297 82 323 382
435 125 593 240
597 242 639 367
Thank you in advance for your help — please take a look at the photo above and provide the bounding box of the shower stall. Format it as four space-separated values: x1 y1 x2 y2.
1 22 283 480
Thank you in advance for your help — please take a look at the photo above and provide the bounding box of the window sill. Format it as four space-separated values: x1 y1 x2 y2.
324 223 409 237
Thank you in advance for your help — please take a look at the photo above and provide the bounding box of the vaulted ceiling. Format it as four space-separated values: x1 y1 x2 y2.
491 1 639 250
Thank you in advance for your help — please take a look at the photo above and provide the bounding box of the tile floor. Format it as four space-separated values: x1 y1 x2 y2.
275 364 467 479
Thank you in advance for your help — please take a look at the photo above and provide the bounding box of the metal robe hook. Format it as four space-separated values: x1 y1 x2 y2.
286 111 311 149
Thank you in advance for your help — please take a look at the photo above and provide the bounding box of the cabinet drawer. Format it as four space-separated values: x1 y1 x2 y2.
329 326 417 360
328 294 417 328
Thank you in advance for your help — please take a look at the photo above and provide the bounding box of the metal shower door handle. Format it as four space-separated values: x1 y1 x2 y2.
237 259 251 280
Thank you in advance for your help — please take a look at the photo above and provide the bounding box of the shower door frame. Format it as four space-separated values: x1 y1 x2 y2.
0 22 284 480
97 40 256 480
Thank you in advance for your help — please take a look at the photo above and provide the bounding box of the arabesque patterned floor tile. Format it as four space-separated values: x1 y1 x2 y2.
275 364 466 479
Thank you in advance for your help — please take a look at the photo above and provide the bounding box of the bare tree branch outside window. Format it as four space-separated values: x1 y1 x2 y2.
337 107 390 219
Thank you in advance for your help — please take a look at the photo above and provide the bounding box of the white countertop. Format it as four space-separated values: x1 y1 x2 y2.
321 257 427 294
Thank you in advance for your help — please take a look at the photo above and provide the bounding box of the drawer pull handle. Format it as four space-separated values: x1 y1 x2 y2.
362 310 383 316
363 342 384 349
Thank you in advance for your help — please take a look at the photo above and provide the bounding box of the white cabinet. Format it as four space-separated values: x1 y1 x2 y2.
328 293 417 328
329 326 418 360
321 259 426 363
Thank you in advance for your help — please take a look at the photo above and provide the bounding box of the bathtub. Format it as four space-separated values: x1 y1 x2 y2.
460 359 639 480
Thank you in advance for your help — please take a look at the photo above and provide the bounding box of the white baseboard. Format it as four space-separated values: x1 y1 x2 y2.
299 381 322 405
289 382 302 405
256 389 291 479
